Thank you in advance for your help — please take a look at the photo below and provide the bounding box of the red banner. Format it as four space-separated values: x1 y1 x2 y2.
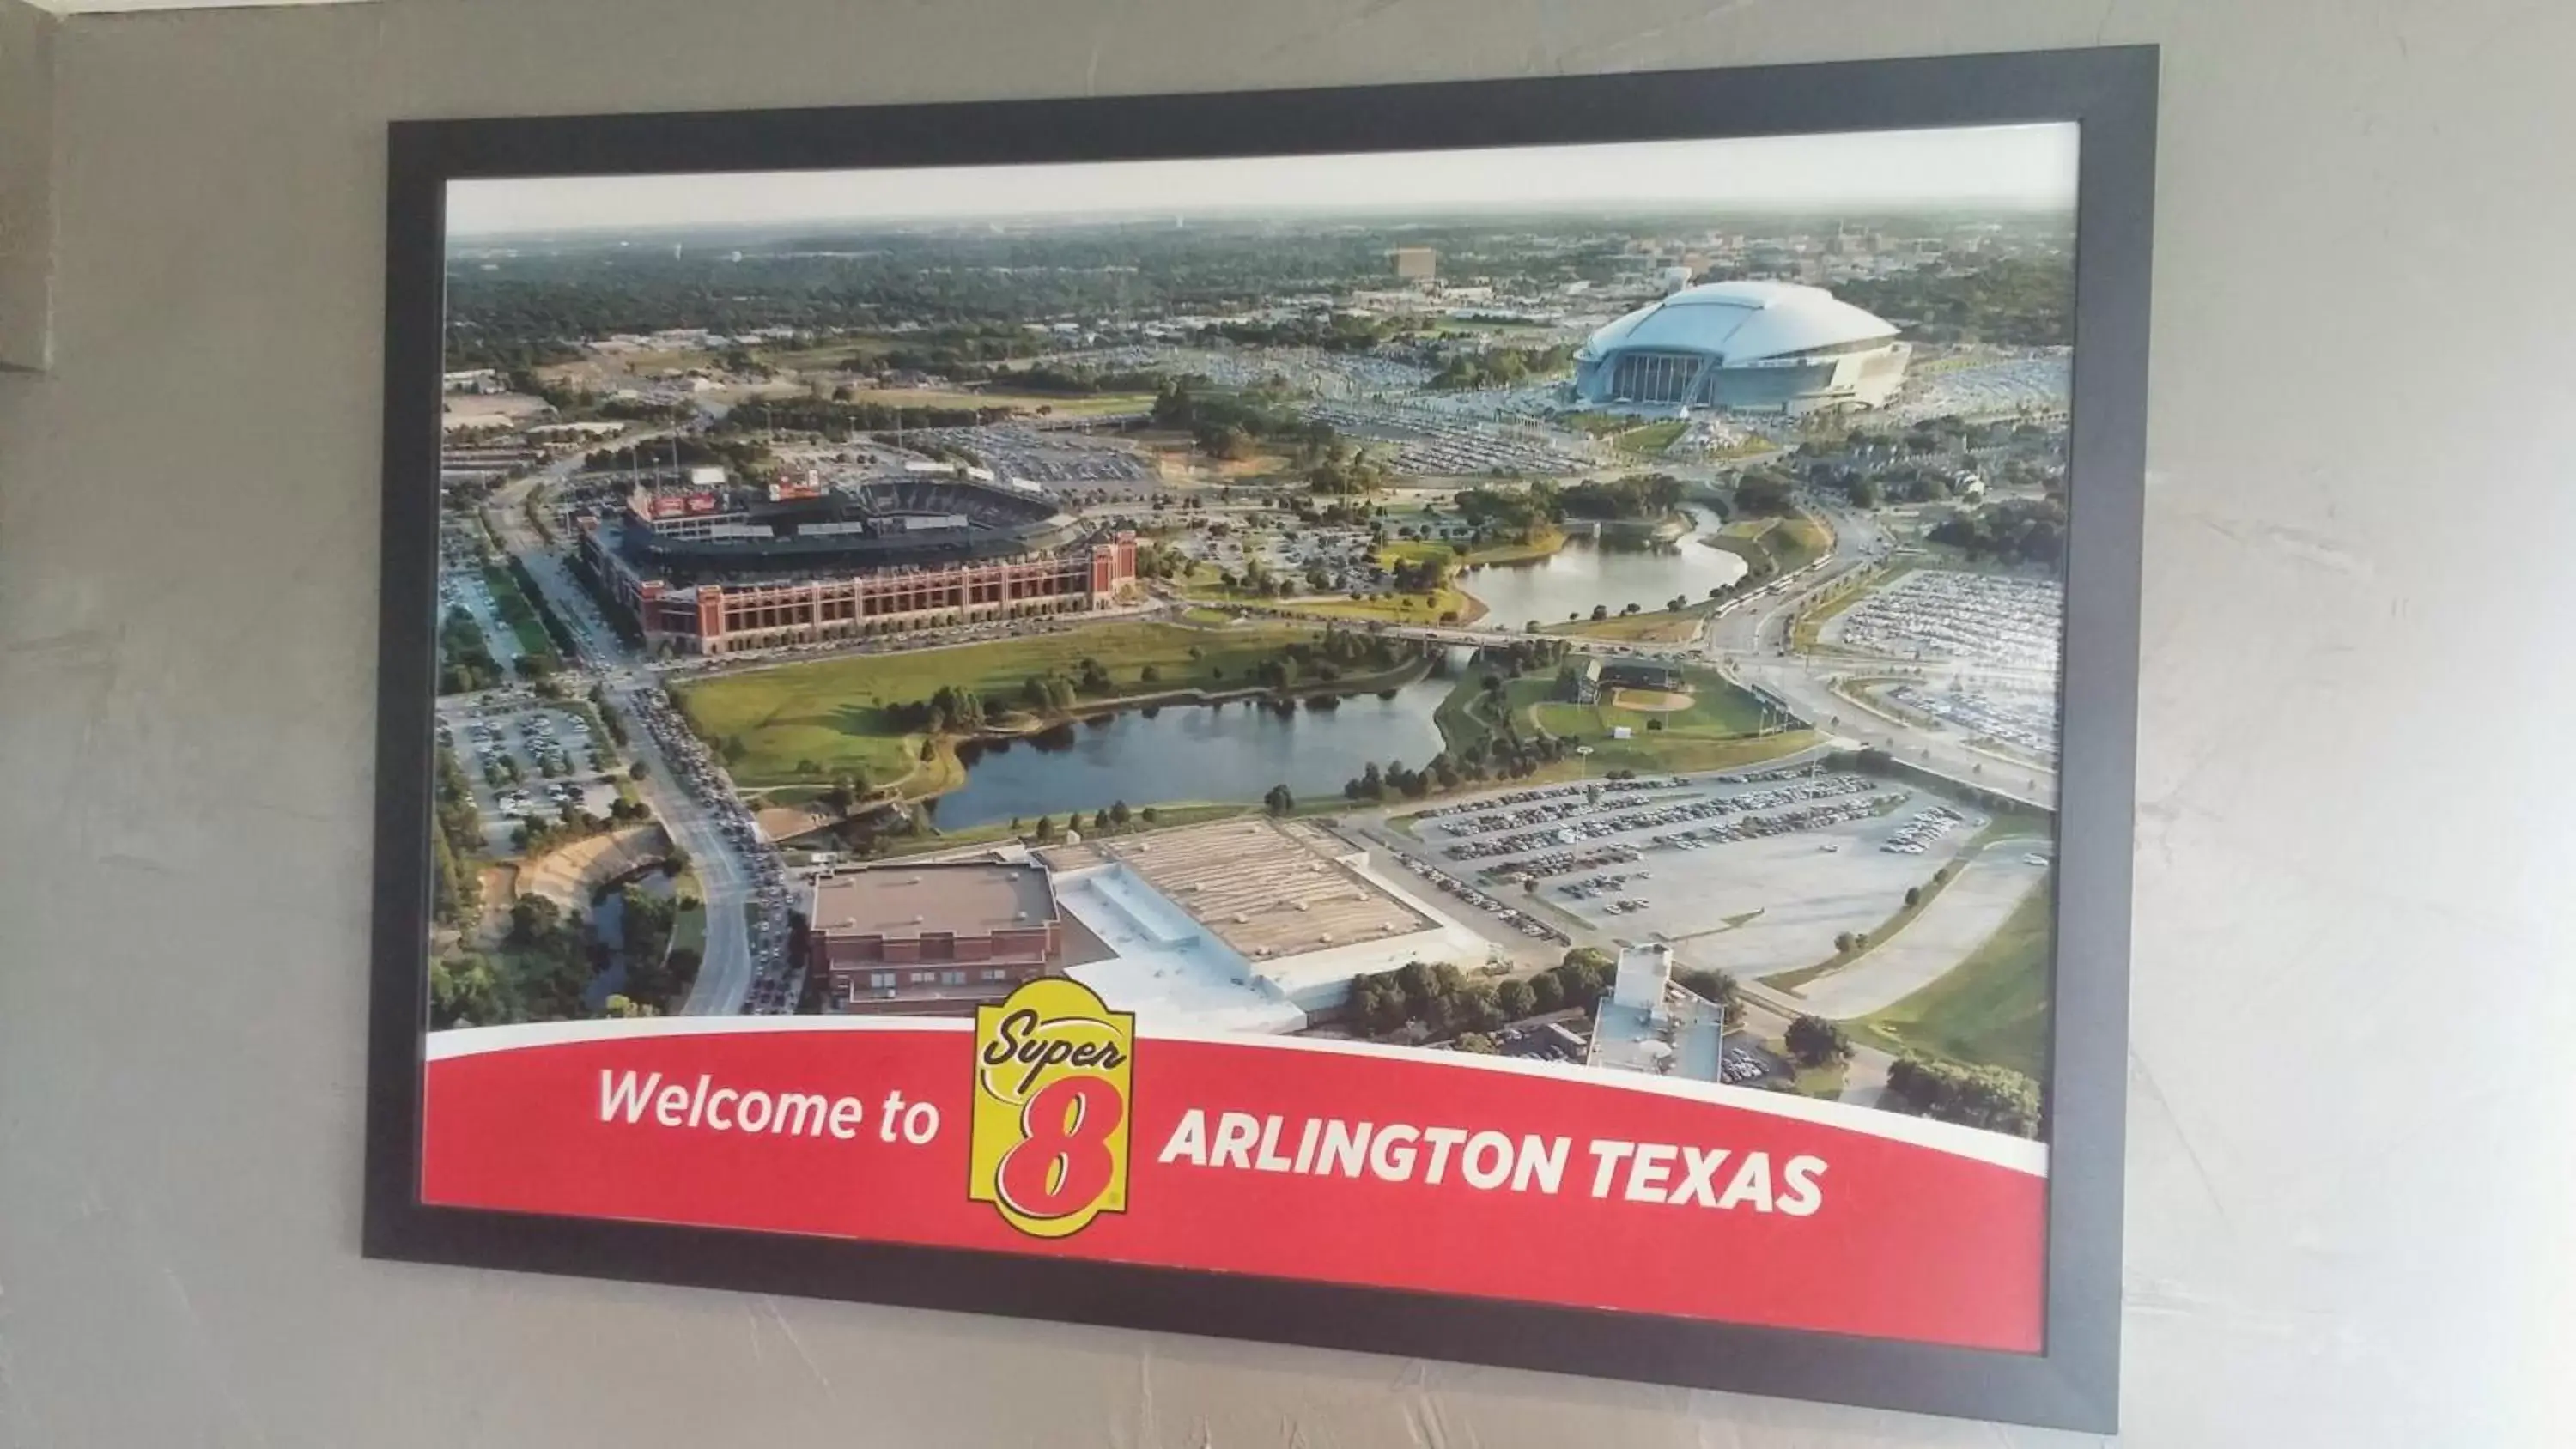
424 1019 2044 1351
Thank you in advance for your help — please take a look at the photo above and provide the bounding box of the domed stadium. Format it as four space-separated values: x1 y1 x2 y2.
1570 280 1911 416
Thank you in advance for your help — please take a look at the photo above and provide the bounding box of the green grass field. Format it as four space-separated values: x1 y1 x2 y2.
1710 516 1833 582
1431 666 1811 776
1614 419 1690 457
672 620 1350 788
1844 886 2053 1080
1541 601 1717 644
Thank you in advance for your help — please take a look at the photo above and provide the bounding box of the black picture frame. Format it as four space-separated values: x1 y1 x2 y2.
367 46 2152 1433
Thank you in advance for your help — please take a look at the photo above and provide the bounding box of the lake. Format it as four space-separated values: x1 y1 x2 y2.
936 672 1455 828
1459 506 1747 628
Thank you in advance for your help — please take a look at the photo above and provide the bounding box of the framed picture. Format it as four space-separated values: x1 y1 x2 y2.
368 46 2151 1433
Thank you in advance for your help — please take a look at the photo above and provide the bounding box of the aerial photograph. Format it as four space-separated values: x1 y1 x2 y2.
425 124 2075 1140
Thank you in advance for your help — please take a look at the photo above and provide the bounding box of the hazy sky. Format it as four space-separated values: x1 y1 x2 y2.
447 123 2076 238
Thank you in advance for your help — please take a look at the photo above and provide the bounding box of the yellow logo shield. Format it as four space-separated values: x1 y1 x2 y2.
969 978 1134 1238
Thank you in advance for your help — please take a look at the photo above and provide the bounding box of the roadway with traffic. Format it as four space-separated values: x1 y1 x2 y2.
483 451 776 1016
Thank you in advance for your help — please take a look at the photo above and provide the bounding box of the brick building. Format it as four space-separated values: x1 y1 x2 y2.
806 862 1064 1014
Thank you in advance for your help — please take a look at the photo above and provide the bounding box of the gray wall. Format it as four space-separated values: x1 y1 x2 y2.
3 0 2573 1444
0 0 52 371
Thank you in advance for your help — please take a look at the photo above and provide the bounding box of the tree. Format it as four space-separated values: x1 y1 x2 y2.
1453 1032 1499 1055
1905 885 1923 908
1109 800 1132 827
1786 1014 1851 1069
1496 978 1536 1020
1139 664 1162 686
1528 972 1565 1013
1033 815 1060 843
1886 1057 2042 1137
1139 806 1161 824
628 761 649 780
1833 931 1856 955
1590 603 1610 621
1262 783 1295 817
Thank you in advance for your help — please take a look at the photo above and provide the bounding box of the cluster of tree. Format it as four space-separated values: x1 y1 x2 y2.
1558 473 1687 522
1357 950 1636 1045
1479 637 1573 676
714 396 1002 436
1129 540 1190 580
1150 379 1331 461
428 894 598 1029
581 433 771 476
507 797 653 858
613 886 702 1014
431 746 484 929
1885 1057 2044 1138
1427 343 1576 391
584 686 629 749
1785 1014 1852 1069
1928 496 2067 566
504 556 580 664
1018 673 1089 716
1387 555 1446 594
942 362 1163 396
438 607 506 695
1838 258 2073 348
1731 470 1799 518
1450 483 1556 539
885 684 990 734
1344 754 1462 802
1021 803 1164 844
1304 443 1394 498
1200 312 1400 353
1673 967 1743 1026
871 323 1051 373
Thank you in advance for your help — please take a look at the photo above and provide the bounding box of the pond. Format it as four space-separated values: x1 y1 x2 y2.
1458 505 1747 628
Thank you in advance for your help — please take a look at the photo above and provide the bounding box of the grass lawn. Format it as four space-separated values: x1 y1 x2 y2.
1542 601 1717 644
480 565 555 658
874 800 1257 859
1710 515 1833 581
671 620 1353 788
1277 588 1479 625
1435 665 1813 776
1460 526 1568 567
1790 1058 1850 1100
1844 886 2053 1080
1614 418 1689 457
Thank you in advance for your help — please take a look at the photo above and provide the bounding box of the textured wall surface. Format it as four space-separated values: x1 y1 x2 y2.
0 0 53 370
4 1 2574 1444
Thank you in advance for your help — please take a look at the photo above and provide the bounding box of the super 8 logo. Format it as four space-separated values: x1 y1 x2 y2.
969 979 1134 1238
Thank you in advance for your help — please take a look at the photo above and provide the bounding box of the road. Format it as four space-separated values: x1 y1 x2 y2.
482 445 769 1016
1701 494 2059 809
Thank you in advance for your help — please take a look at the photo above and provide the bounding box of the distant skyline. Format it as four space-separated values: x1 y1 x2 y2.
447 124 2076 239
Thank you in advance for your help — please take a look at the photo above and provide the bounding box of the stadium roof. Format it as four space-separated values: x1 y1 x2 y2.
1577 281 1898 365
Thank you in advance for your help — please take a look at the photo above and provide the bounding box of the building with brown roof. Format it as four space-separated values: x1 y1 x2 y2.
806 860 1062 1014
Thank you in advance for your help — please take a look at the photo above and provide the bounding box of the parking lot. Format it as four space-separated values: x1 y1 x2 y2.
898 425 1161 496
1881 681 2060 761
1407 764 1994 980
435 697 621 852
1825 567 2063 672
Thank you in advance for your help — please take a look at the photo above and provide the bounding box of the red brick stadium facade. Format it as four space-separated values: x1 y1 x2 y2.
577 477 1138 657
